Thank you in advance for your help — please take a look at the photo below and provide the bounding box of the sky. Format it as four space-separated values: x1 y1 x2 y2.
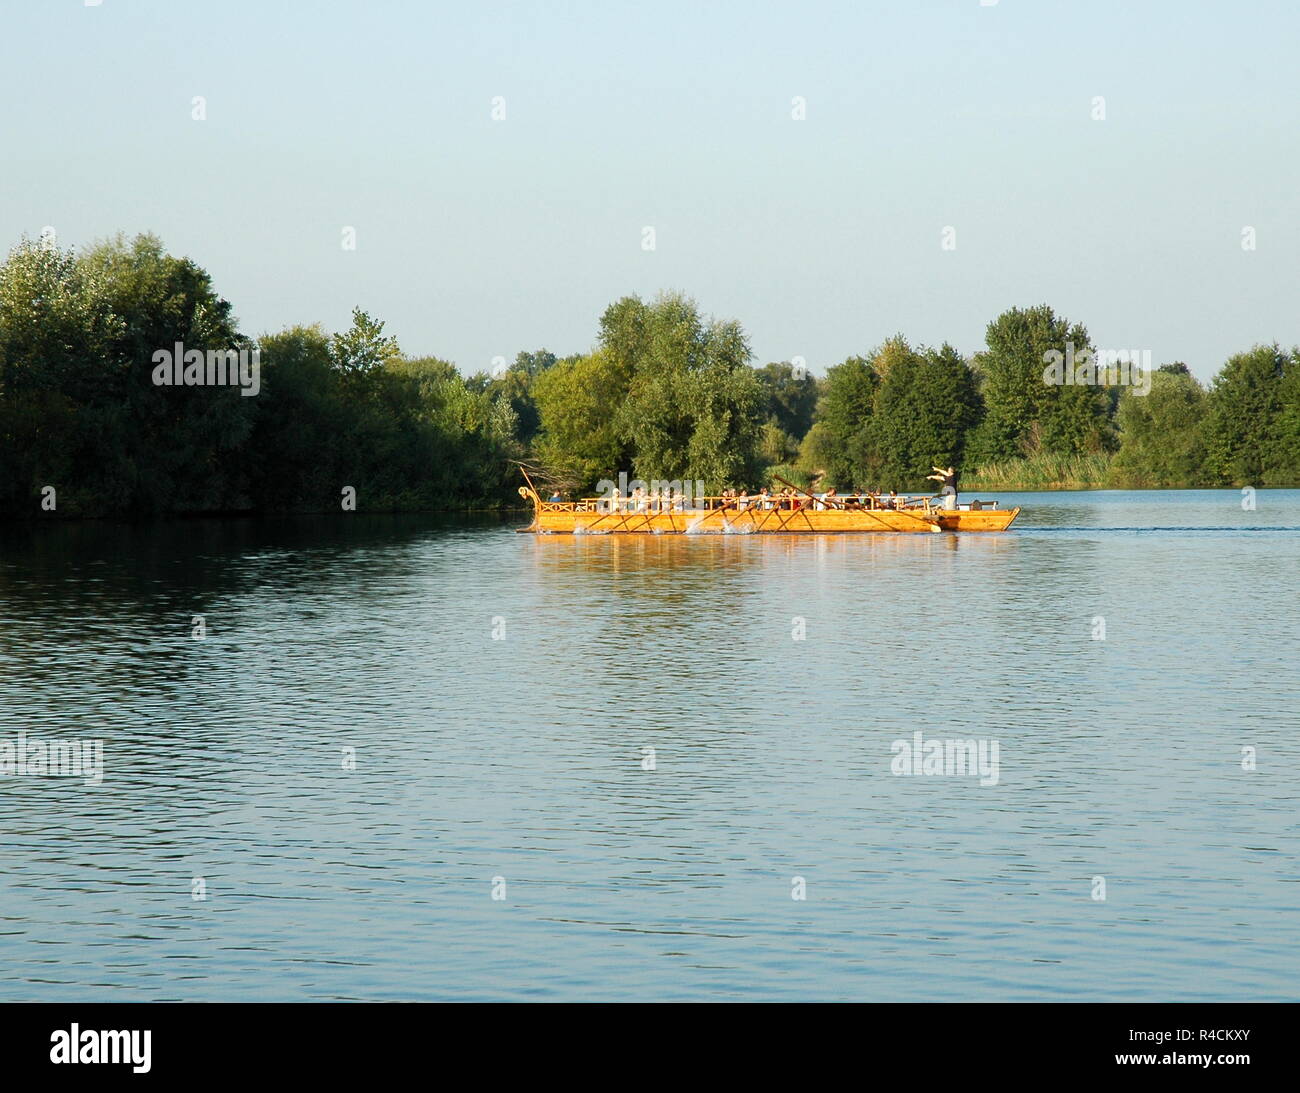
2 0 1296 382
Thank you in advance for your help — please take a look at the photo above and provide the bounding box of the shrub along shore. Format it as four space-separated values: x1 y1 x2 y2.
2 233 1296 518
962 454 1118 491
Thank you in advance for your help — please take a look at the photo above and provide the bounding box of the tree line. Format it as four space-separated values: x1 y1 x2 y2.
1 233 1296 517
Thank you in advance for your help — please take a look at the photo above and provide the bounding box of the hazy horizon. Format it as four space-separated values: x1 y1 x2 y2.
3 0 1296 381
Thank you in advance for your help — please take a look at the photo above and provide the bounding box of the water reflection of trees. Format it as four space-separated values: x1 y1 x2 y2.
0 513 498 691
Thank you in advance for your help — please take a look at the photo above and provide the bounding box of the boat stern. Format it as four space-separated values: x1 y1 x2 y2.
934 505 1021 532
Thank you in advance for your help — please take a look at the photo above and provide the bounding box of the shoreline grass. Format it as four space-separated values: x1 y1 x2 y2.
963 453 1115 491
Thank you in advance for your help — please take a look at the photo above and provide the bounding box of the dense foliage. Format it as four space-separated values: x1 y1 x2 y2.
0 235 520 516
534 292 765 492
1 234 1295 517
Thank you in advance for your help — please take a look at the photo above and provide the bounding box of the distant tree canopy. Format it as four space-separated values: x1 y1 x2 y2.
0 235 518 515
1108 369 1209 488
965 304 1112 465
1206 345 1291 487
0 233 256 514
532 348 630 492
812 354 880 489
532 292 765 492
869 341 981 489
1 234 1296 517
803 339 981 491
755 360 818 453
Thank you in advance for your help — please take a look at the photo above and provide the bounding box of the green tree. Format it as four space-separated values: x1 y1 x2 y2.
755 360 818 441
330 307 400 394
795 422 839 484
1206 344 1288 485
248 324 347 510
869 342 981 490
0 232 532 517
0 238 124 511
513 348 558 377
532 349 631 493
1110 369 1210 487
602 292 763 489
758 420 799 465
483 368 541 444
811 354 880 487
0 232 265 514
968 305 1109 463
1268 349 1300 485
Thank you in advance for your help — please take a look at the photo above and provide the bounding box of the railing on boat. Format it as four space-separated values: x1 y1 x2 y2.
530 495 999 515
517 464 1003 519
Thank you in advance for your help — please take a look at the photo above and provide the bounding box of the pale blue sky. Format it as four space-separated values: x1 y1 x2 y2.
2 0 1296 380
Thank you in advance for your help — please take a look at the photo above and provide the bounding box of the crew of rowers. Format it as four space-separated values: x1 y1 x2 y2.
711 487 924 512
575 467 958 514
601 486 688 513
592 485 927 513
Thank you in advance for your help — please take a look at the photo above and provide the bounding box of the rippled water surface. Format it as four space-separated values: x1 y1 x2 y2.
1 490 1297 1001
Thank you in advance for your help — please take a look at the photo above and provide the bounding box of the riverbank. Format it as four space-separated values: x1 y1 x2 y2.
959 452 1283 491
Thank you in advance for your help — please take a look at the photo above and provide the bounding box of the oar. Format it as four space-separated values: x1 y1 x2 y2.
770 474 840 510
692 498 740 529
874 497 943 532
772 474 941 532
890 507 943 532
861 489 943 532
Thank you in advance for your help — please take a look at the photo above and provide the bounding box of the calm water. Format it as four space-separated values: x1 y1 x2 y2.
1 491 1297 1001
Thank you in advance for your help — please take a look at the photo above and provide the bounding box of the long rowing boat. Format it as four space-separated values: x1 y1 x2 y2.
517 471 1019 534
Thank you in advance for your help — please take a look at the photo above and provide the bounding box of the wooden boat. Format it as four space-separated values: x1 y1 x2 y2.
517 472 1019 534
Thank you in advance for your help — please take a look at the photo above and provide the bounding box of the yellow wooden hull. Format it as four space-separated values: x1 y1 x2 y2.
527 505 1019 534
